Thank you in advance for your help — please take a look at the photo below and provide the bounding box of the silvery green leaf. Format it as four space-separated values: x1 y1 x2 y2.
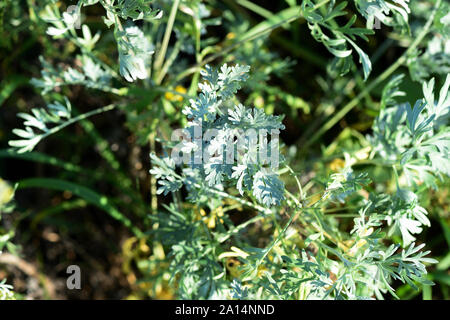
0 279 14 300
347 37 372 80
17 113 47 131
381 75 406 109
62 10 80 27
9 98 72 153
410 204 430 227
77 25 101 50
231 164 253 195
437 74 450 111
183 92 219 122
8 136 41 154
11 128 35 139
31 56 112 94
157 176 183 195
119 52 147 82
200 65 219 88
48 98 72 119
354 0 410 30
252 169 285 206
116 0 163 21
63 67 86 83
46 26 68 36
323 168 370 203
217 64 250 99
204 156 232 187
405 100 434 138
116 25 153 82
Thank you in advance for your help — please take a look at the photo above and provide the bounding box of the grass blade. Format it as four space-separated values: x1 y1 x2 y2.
17 178 143 237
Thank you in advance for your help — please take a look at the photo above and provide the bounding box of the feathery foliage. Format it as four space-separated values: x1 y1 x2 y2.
1 0 448 301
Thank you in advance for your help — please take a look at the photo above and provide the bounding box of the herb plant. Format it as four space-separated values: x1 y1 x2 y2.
0 0 449 300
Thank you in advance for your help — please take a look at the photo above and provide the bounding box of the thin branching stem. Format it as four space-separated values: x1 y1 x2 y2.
154 0 180 78
32 104 117 149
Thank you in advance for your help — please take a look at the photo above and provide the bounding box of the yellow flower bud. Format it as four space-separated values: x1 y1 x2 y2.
329 158 345 171
0 179 14 206
164 85 187 102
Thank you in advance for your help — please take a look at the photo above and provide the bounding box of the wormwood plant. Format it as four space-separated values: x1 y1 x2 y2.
149 64 448 299
2 0 449 300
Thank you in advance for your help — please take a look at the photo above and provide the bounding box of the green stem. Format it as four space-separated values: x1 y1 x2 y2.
156 40 181 85
198 183 273 215
256 210 300 266
286 165 304 200
176 173 272 214
175 11 301 82
217 214 264 243
35 104 117 148
154 0 180 77
393 165 400 189
236 0 273 18
168 168 272 214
